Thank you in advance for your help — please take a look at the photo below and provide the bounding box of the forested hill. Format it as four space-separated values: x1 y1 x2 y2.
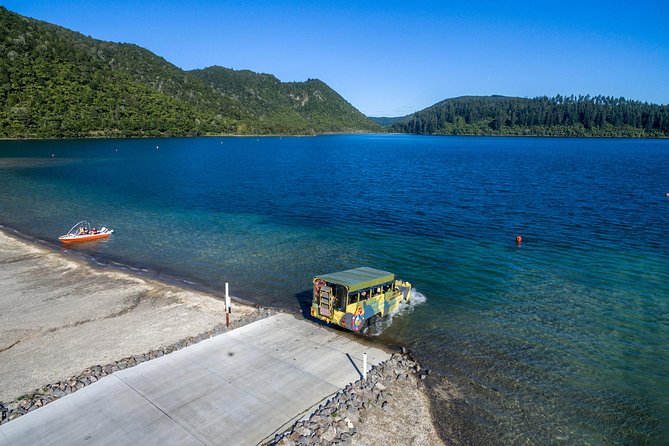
0 7 378 138
190 66 377 134
390 95 669 137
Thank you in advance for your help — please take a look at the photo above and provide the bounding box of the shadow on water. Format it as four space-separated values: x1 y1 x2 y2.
295 289 316 320
294 289 338 330
294 290 311 311
293 289 364 335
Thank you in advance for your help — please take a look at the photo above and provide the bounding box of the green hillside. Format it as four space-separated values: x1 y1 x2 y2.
190 66 378 134
0 7 377 138
390 95 669 137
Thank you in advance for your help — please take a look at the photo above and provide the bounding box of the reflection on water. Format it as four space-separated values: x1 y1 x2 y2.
0 135 667 444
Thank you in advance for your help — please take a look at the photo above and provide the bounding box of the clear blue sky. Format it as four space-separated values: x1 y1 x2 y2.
5 0 669 116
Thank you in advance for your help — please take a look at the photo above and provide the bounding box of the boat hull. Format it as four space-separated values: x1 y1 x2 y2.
58 232 111 244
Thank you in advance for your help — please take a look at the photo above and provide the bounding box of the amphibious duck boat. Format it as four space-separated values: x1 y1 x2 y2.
59 220 113 244
311 267 411 332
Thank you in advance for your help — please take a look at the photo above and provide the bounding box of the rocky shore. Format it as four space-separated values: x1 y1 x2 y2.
269 351 443 446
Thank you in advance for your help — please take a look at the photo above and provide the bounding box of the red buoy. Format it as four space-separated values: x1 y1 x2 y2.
516 235 523 244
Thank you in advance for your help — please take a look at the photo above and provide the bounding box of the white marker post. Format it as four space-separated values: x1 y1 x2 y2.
225 283 231 328
363 352 367 380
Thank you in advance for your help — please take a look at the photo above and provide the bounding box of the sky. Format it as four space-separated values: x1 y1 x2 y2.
4 0 669 116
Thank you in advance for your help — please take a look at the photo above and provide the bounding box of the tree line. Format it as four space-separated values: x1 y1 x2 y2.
390 95 669 137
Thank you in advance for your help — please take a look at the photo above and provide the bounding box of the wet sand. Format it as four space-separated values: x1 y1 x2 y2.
0 230 257 402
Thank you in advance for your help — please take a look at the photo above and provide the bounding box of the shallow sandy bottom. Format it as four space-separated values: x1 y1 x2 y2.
0 230 255 402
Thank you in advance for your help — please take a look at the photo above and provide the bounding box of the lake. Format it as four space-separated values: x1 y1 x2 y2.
1 134 667 444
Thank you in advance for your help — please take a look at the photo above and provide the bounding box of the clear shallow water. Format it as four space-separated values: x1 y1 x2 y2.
0 135 667 444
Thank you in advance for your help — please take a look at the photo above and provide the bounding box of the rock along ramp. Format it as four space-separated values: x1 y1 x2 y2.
0 313 390 446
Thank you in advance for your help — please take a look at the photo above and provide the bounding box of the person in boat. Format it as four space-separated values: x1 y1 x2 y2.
78 226 85 235
92 228 98 234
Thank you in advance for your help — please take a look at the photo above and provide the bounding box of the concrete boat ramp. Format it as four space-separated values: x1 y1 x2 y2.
0 313 390 446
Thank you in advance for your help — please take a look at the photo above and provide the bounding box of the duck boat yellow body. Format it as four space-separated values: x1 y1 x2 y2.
311 267 411 332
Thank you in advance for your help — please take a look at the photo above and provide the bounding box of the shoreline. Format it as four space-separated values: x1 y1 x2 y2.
2 132 668 141
0 227 265 402
0 131 375 142
0 223 262 309
0 227 445 443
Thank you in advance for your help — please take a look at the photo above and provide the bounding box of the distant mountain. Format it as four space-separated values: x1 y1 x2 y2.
390 95 669 137
0 7 378 138
367 116 403 127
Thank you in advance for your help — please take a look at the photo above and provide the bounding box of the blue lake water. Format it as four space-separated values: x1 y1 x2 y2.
0 135 667 444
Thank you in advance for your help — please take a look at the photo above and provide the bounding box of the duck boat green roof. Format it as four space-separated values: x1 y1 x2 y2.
315 267 395 293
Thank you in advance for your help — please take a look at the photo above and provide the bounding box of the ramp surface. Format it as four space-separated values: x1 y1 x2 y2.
0 314 390 446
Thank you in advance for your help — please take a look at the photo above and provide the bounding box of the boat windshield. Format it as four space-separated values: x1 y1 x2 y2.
66 220 91 236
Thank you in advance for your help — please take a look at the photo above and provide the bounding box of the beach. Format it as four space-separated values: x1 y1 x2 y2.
0 230 261 402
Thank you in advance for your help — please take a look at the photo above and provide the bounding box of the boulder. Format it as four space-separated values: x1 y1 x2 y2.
277 437 295 446
321 426 337 442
